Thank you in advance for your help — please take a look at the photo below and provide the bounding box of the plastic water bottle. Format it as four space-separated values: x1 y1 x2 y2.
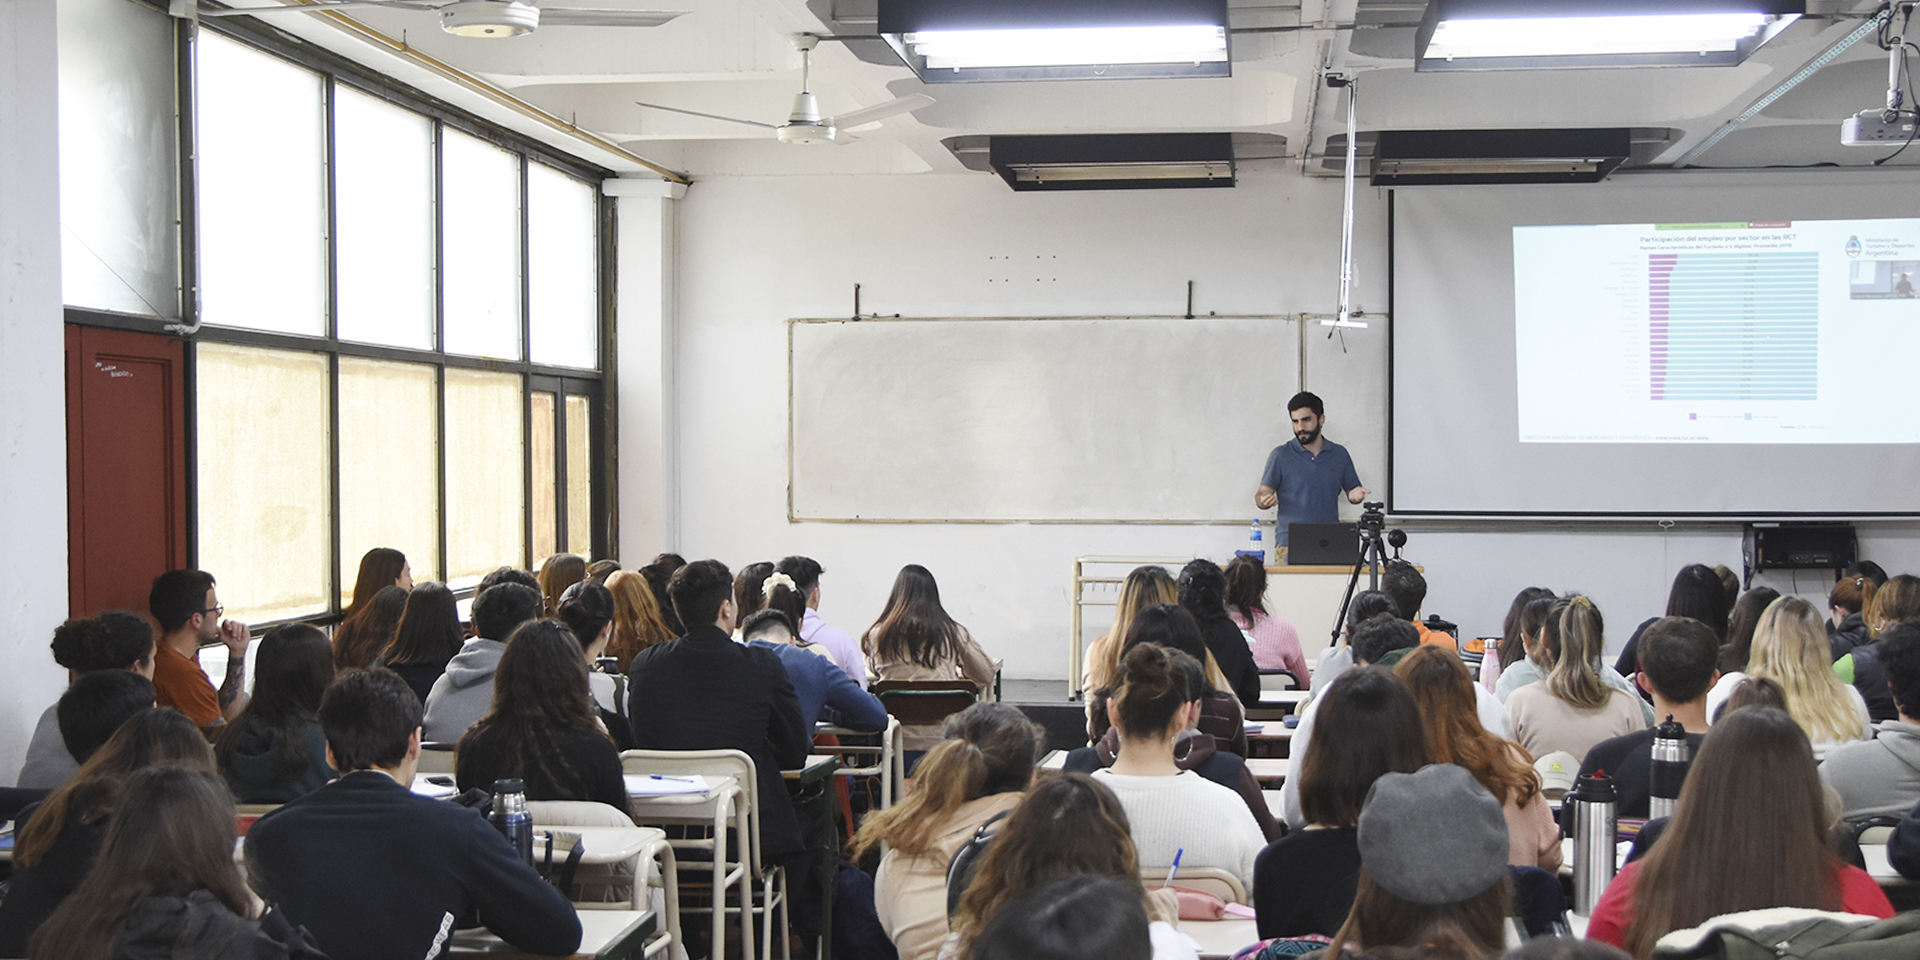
1236 521 1265 563
491 778 534 866
1649 716 1690 820
1570 771 1618 915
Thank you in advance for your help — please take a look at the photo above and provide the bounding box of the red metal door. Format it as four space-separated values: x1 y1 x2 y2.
66 326 188 618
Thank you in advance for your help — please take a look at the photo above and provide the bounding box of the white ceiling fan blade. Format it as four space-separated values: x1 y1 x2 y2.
825 94 934 131
536 7 684 27
200 0 441 15
634 101 777 129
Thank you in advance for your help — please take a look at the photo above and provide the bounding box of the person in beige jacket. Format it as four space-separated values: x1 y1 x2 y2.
863 565 998 754
854 704 1044 960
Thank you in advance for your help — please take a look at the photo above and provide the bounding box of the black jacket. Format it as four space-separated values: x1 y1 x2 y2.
114 892 328 960
455 723 630 815
1831 613 1871 661
1253 827 1361 939
626 624 810 858
243 771 581 960
0 804 105 956
1201 617 1264 709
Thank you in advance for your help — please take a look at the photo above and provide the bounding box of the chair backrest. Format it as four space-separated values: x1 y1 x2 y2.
416 741 458 774
1143 865 1248 904
620 748 766 871
528 799 637 827
871 680 979 726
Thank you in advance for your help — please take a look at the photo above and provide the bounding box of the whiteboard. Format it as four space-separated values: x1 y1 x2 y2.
789 317 1300 522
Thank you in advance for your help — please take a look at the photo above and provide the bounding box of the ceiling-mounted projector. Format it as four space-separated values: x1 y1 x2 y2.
1842 110 1917 145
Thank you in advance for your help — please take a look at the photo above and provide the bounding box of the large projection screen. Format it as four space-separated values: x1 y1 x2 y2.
1391 174 1920 517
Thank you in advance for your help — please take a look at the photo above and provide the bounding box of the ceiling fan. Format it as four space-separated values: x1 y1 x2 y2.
636 36 934 144
185 0 686 38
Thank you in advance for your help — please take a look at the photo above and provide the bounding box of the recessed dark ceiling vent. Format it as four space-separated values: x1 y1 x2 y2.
1370 128 1633 185
984 133 1238 191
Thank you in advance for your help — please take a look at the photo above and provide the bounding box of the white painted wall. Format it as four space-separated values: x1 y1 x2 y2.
658 168 1920 681
0 0 73 775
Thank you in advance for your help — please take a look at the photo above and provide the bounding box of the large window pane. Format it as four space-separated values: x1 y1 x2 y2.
58 0 178 317
442 131 521 360
335 87 434 350
527 164 597 368
196 32 325 336
195 344 330 622
565 394 592 554
338 358 441 602
445 369 524 585
531 391 557 565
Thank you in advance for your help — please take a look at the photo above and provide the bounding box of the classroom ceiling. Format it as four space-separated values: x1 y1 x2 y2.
213 0 1917 180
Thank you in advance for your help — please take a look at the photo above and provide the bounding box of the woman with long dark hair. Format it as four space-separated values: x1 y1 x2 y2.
376 582 466 704
1088 604 1246 757
1484 586 1554 693
1613 564 1733 676
732 561 775 634
556 580 632 750
863 564 996 753
1224 554 1307 681
332 584 408 673
948 773 1184 960
29 766 325 960
855 703 1042 960
1396 645 1559 871
1587 706 1893 956
1253 668 1428 940
1177 559 1261 708
1828 567 1880 660
1719 585 1781 675
537 553 588 616
216 624 337 803
0 710 214 956
345 547 410 618
455 620 628 813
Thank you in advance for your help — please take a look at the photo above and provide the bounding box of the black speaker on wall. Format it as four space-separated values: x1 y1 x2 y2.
1742 522 1857 587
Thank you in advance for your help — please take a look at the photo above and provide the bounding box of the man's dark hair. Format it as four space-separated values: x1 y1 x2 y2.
1345 590 1400 635
95 611 158 670
1635 616 1720 705
669 560 734 629
1286 391 1324 418
470 583 542 642
973 874 1151 960
1381 560 1427 621
774 556 824 596
740 609 796 642
318 668 422 770
1352 612 1419 666
50 618 107 672
477 566 539 594
58 671 156 763
1878 622 1920 720
149 569 216 633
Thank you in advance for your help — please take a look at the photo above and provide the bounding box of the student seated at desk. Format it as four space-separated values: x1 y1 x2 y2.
1705 596 1871 759
30 766 326 960
1309 591 1399 694
1480 586 1554 695
1506 598 1647 763
1822 621 1920 820
16 611 156 790
1179 560 1263 709
374 582 467 706
742 609 887 731
854 703 1041 960
422 580 543 743
554 580 635 749
246 668 582 960
973 875 1170 960
863 564 997 755
216 624 337 805
1088 605 1247 759
1224 555 1307 681
1091 644 1266 893
1084 566 1178 709
1496 596 1652 726
1587 706 1893 956
1254 668 1427 941
1577 617 1717 819
456 620 629 814
0 706 205 957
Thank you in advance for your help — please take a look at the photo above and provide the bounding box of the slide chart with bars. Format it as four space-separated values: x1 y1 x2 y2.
1647 251 1818 402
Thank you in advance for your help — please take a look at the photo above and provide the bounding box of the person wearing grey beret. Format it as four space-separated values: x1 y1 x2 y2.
1319 763 1513 960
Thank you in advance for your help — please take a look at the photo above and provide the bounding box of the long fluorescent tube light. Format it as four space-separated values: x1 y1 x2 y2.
902 25 1227 70
1416 0 1804 71
1008 161 1234 183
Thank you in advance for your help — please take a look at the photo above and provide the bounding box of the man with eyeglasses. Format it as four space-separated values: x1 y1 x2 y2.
148 569 251 727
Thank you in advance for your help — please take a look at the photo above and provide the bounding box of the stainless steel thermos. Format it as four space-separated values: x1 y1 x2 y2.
1649 715 1691 820
1570 770 1618 915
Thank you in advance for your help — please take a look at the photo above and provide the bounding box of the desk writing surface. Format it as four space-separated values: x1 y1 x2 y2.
446 908 653 959
1185 917 1259 959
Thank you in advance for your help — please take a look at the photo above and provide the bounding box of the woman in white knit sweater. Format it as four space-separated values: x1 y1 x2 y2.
1092 643 1266 892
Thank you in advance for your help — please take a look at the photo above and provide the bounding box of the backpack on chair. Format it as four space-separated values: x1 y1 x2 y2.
1649 908 1920 960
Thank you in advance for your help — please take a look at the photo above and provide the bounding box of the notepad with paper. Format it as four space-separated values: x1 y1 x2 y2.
625 774 710 796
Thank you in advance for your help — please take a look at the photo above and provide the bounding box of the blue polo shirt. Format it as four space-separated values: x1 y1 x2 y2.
1260 439 1361 544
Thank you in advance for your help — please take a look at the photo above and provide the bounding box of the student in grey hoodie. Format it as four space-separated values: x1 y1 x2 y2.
421 583 541 743
1822 622 1920 819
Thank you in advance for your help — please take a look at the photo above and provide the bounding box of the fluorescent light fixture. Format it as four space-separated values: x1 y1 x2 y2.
879 0 1232 82
903 25 1227 70
987 133 1237 191
1368 129 1633 185
1009 161 1234 183
1416 0 1804 71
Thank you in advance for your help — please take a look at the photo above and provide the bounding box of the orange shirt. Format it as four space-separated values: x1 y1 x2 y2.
153 643 220 727
1415 619 1458 653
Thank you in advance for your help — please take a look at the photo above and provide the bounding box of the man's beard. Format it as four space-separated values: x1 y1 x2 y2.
1295 427 1320 445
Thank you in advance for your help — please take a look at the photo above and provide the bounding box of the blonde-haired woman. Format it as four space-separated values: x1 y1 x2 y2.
1082 566 1176 714
1505 597 1648 762
1709 596 1870 757
603 569 675 673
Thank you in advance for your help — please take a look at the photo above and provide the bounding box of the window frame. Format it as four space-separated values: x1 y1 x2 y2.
62 13 618 628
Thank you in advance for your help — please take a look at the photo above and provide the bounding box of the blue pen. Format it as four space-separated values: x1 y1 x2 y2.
1162 848 1183 888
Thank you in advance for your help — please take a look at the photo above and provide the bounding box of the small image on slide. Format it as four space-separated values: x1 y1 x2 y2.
1850 259 1919 300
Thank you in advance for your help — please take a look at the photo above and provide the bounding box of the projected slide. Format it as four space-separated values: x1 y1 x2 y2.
1514 217 1920 444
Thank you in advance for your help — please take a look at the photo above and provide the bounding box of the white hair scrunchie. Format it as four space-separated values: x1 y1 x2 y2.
762 572 797 598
